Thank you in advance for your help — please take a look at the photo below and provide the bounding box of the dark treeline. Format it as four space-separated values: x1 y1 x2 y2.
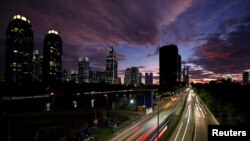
193 82 250 125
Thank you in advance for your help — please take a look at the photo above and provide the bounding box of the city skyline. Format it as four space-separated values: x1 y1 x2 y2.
1 0 250 84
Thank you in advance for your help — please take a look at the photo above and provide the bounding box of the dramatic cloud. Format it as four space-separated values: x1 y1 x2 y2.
1 0 249 83
0 0 195 73
147 47 159 58
188 15 250 77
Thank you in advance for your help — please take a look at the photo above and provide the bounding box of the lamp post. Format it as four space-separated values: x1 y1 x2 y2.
104 94 108 109
50 92 55 110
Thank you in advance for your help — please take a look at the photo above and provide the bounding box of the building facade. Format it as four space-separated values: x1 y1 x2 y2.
42 30 62 84
124 68 131 86
177 55 182 83
32 50 42 81
183 66 189 85
243 71 249 85
159 44 179 91
131 67 140 86
78 57 90 83
106 47 117 84
5 14 33 83
145 72 153 86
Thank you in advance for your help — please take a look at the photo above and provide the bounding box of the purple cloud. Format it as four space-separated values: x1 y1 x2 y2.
188 15 250 78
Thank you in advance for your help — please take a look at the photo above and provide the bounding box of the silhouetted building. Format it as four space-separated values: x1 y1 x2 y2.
0 72 5 82
61 69 69 82
183 66 189 85
106 47 117 84
96 71 106 83
159 44 178 91
177 55 182 82
131 67 140 86
32 50 42 81
139 73 142 85
124 67 140 86
116 77 122 85
5 14 33 83
243 72 249 85
70 69 78 83
78 57 90 83
145 72 153 86
124 68 131 85
42 30 62 84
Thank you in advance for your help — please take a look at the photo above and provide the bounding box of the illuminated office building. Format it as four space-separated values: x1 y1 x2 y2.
5 14 33 83
42 29 62 84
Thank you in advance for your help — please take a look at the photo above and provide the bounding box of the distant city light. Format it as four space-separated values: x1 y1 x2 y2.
13 14 30 23
48 29 59 35
130 99 134 104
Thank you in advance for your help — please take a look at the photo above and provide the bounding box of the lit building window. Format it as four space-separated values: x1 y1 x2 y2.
14 28 19 32
13 50 18 53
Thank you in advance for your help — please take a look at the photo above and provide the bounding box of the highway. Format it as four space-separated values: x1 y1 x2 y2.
168 89 219 141
110 97 179 141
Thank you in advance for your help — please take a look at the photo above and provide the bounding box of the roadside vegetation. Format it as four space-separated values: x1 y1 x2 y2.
193 82 249 125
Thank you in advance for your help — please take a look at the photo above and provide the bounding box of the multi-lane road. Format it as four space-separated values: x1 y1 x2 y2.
110 88 218 141
110 96 179 141
168 89 219 141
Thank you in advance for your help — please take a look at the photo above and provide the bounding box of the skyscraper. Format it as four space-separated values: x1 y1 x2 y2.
42 29 62 84
124 67 140 86
5 14 33 83
78 57 90 83
106 47 117 84
159 44 179 91
243 71 249 85
183 66 189 85
32 50 42 81
145 72 153 86
131 67 139 86
177 55 182 83
124 68 131 86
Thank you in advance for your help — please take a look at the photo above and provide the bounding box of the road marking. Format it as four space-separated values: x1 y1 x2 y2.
174 121 183 141
197 103 205 118
182 105 191 141
195 104 201 117
194 124 197 141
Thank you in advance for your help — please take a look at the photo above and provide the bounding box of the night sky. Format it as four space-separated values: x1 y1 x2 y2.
0 0 250 83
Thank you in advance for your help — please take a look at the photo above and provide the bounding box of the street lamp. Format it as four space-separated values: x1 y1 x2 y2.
50 92 55 110
104 94 108 109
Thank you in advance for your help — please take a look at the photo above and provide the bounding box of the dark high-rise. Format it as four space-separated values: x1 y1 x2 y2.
159 44 179 91
78 57 90 83
42 30 62 84
183 66 189 85
5 14 33 83
106 47 117 84
145 72 153 86
243 71 249 85
177 55 182 83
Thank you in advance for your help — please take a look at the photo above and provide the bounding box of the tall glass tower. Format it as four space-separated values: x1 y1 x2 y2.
106 47 117 84
42 30 62 84
5 14 33 83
